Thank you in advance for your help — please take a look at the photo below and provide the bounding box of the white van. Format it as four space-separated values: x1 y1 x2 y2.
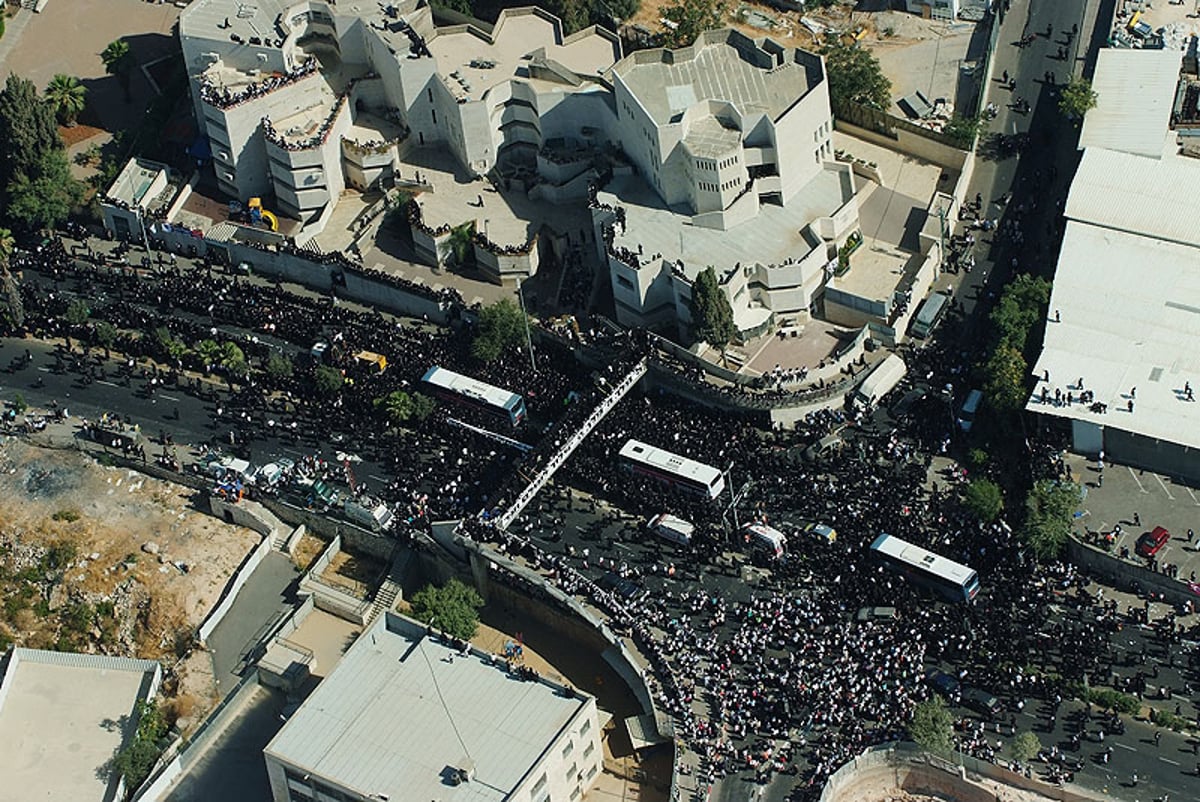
958 389 984 432
648 513 694 547
743 523 787 559
853 354 908 410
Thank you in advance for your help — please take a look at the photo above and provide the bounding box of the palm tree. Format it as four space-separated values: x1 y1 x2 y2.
101 39 135 100
192 339 222 375
219 341 248 388
0 227 23 333
45 74 87 126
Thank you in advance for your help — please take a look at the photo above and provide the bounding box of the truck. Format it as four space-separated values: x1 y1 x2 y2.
647 513 695 547
344 499 395 532
852 354 908 411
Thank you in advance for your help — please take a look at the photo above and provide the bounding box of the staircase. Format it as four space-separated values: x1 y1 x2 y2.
366 545 413 623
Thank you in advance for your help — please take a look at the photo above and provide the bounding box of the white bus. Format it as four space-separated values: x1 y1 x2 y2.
870 533 980 603
743 523 787 559
618 439 726 500
648 513 695 546
421 365 527 426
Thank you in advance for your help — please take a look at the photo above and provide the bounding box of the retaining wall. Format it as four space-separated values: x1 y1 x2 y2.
196 530 274 644
1067 535 1196 607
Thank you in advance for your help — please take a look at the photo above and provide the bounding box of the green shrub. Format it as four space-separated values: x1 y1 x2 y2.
52 508 81 523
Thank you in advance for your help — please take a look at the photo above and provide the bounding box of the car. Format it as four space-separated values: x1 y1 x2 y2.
253 458 295 488
856 606 897 623
960 686 1004 718
1136 526 1171 557
889 384 929 420
598 572 648 604
803 522 838 543
926 669 960 698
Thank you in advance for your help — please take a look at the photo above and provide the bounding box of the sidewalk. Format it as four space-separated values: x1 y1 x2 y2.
0 8 34 72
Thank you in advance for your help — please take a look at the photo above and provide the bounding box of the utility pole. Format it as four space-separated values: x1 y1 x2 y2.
723 463 752 532
516 276 536 372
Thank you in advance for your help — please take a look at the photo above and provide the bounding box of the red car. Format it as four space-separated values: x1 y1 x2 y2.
1136 526 1170 557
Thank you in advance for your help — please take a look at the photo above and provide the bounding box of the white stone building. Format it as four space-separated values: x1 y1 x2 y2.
593 30 858 338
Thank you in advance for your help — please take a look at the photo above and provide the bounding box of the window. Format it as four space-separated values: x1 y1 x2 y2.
570 787 581 800
562 740 574 759
431 109 437 125
427 87 433 102
564 762 578 783
586 764 598 780
531 772 549 802
583 741 595 758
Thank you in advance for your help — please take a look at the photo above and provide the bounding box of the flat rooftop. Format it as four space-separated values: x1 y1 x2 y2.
1065 147 1200 249
107 158 168 207
265 611 591 802
1027 221 1200 450
1078 48 1181 160
180 0 289 45
613 30 822 125
599 165 852 280
0 649 160 802
428 9 621 103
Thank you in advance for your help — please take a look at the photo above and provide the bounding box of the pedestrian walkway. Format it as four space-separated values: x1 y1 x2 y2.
0 8 34 71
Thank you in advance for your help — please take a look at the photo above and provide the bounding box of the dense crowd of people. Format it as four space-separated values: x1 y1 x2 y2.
6 231 1198 801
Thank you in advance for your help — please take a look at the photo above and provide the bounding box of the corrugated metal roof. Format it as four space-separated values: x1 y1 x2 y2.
1027 222 1200 450
1065 147 1200 249
1078 48 1181 159
265 613 589 802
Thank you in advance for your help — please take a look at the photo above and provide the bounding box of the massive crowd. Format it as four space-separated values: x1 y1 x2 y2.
6 233 1198 801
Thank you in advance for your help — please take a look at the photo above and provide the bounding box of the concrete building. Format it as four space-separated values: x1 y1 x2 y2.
904 0 960 22
0 648 162 802
264 611 602 802
179 0 621 233
1027 50 1200 482
593 30 857 338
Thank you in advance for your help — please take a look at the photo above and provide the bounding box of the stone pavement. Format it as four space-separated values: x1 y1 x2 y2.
0 8 33 72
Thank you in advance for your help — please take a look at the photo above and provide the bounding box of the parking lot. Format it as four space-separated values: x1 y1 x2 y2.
1067 453 1200 576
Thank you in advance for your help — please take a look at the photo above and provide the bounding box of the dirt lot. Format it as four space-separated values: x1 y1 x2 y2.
0 438 261 717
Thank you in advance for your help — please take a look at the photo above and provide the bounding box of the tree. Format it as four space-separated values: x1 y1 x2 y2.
101 39 135 100
821 40 892 112
110 699 168 790
5 149 84 230
1059 76 1098 121
471 297 527 363
64 298 90 349
409 578 484 640
659 0 728 49
0 75 61 193
264 352 294 382
410 392 436 423
375 390 415 427
983 343 1027 413
218 341 248 385
0 226 22 331
314 364 344 396
989 274 1050 351
44 74 87 126
193 339 221 375
942 113 981 149
962 477 1003 523
909 697 953 754
93 321 117 358
689 266 736 354
1011 731 1041 763
1020 479 1081 561
439 221 474 268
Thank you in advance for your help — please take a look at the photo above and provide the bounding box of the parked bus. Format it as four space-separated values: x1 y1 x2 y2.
910 292 950 340
618 439 726 500
743 523 787 559
957 389 984 432
421 366 527 426
869 533 980 602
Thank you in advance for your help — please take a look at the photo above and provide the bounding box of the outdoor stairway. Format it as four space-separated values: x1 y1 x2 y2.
495 358 647 531
366 546 413 624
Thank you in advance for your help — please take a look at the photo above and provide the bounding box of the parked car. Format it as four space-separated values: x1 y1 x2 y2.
598 572 648 604
926 669 960 698
960 686 1003 718
856 606 897 623
1136 526 1171 557
803 522 838 543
